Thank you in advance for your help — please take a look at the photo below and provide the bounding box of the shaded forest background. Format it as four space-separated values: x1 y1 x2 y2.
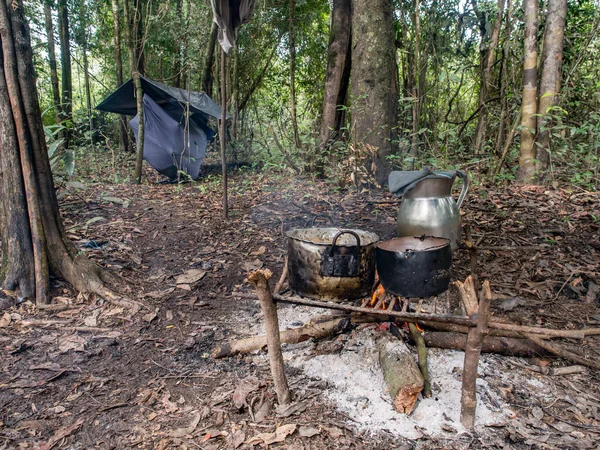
29 0 600 188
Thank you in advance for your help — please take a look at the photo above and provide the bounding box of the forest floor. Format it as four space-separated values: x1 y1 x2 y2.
1 158 600 449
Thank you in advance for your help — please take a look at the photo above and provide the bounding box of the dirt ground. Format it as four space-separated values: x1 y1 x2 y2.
1 163 599 449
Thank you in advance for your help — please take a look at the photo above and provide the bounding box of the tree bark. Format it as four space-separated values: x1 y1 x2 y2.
378 334 424 414
0 0 130 307
111 0 129 152
42 1 62 123
317 0 351 173
517 0 539 182
533 0 567 180
473 0 505 155
351 0 398 186
289 0 301 149
57 0 72 148
201 21 218 95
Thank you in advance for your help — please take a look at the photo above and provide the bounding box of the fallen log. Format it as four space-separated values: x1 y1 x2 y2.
523 333 600 370
378 335 424 414
416 331 549 357
211 314 351 358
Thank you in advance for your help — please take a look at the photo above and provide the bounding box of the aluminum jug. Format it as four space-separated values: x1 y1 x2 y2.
396 171 469 251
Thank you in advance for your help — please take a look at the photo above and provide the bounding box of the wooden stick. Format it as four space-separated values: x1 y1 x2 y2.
248 270 291 406
212 315 350 358
460 280 492 429
274 256 288 294
523 333 600 370
233 292 477 327
453 276 478 316
464 226 479 289
408 323 431 397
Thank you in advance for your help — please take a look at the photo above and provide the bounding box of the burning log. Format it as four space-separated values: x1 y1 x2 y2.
211 314 351 358
248 269 291 406
378 335 424 414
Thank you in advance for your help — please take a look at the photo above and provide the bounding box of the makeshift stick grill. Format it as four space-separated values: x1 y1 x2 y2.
237 269 492 429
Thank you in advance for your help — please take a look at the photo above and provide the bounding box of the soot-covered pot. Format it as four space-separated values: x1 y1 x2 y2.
286 227 379 301
376 235 452 298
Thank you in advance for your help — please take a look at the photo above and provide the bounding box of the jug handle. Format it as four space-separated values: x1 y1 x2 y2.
455 170 469 208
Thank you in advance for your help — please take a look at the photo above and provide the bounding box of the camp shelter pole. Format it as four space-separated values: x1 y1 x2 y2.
220 49 228 219
133 72 145 184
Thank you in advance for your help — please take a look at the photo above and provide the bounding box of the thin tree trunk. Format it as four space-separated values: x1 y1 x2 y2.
410 0 421 156
517 0 539 182
0 0 129 307
173 0 183 88
43 1 62 123
201 21 218 95
473 0 505 154
220 49 228 219
134 0 145 76
124 0 144 183
317 0 351 174
232 44 239 143
351 0 398 186
111 0 128 152
494 0 513 157
289 0 301 149
534 0 567 180
57 0 72 148
238 40 279 111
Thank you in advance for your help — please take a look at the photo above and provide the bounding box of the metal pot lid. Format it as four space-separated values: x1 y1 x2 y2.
377 236 449 252
286 227 380 246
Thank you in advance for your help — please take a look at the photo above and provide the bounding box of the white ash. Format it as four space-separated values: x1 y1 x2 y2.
248 304 553 440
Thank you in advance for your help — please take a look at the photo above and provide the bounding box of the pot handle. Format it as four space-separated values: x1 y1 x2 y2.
455 170 469 209
329 230 361 255
308 214 334 227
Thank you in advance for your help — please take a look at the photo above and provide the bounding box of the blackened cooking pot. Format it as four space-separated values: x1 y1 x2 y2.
287 227 380 301
376 236 452 298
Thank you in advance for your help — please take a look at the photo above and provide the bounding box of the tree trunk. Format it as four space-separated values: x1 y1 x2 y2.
42 1 62 123
289 0 301 149
534 0 567 180
0 0 124 306
57 0 72 148
173 0 183 88
317 0 351 173
124 0 145 183
517 0 539 182
201 21 218 95
473 0 505 155
494 0 513 157
134 0 145 76
111 0 129 152
78 0 92 123
410 0 421 156
351 0 398 186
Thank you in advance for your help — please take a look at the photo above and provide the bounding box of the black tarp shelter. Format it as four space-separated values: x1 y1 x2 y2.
96 77 224 179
